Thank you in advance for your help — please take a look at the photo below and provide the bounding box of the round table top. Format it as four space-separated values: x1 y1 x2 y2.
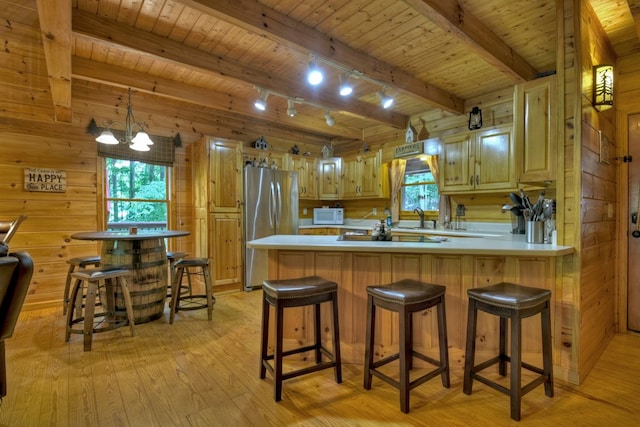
71 230 190 241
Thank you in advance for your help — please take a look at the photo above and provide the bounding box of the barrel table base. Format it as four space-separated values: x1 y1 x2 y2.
101 238 168 323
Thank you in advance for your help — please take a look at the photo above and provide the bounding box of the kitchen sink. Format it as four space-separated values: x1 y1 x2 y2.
337 234 446 243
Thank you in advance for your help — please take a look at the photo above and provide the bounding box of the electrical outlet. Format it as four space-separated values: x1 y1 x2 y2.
372 208 377 215
607 203 613 218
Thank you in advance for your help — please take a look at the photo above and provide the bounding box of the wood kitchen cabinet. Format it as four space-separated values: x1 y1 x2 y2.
192 137 243 292
284 154 317 199
440 125 515 193
341 149 387 198
209 213 242 288
317 157 342 200
514 74 557 183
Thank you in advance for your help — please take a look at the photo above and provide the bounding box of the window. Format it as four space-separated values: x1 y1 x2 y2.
105 158 169 231
401 156 439 213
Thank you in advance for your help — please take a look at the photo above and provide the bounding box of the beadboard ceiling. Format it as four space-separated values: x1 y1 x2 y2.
28 0 640 147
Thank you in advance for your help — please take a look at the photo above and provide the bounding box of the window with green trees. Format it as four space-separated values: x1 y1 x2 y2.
105 158 169 231
401 157 439 213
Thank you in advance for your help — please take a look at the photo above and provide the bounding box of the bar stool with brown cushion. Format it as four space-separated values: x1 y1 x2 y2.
363 279 450 413
62 256 101 315
463 282 553 421
169 258 214 324
65 268 135 351
260 275 342 402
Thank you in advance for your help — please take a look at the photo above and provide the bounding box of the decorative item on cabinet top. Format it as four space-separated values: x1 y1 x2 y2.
252 136 269 150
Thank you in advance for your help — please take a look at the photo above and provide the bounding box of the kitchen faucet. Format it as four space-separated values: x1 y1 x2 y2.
414 207 425 228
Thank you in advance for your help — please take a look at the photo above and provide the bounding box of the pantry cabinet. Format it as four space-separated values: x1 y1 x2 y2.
192 137 243 292
341 150 387 198
514 74 557 183
440 125 515 193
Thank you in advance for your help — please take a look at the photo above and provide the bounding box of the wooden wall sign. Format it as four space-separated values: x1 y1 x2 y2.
394 141 423 158
24 168 66 192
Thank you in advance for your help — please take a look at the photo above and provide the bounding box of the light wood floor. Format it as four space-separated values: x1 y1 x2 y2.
1 289 639 426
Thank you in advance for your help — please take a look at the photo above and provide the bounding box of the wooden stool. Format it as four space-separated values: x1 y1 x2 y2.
65 268 135 351
166 251 188 298
62 256 101 315
260 275 342 402
363 279 450 413
169 258 214 324
463 282 553 421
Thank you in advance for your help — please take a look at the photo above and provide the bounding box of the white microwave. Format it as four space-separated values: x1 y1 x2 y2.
313 208 344 225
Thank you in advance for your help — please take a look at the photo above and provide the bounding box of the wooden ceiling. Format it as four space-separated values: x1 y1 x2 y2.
29 0 640 147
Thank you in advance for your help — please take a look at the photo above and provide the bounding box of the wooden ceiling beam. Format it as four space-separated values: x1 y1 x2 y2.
627 1 640 42
35 0 72 123
181 0 464 114
403 0 537 82
71 81 334 146
71 9 406 130
71 57 362 140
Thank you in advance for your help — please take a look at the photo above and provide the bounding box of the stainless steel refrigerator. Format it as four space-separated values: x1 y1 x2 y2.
243 166 298 291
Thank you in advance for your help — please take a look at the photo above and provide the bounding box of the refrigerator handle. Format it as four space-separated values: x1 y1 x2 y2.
275 181 282 230
270 181 276 228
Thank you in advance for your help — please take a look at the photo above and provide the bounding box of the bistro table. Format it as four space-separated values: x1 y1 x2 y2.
71 230 189 323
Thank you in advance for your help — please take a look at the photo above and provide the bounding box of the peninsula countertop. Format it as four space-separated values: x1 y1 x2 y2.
247 234 574 256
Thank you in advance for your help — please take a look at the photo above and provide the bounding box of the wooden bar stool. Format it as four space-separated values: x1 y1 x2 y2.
65 268 135 351
363 279 450 413
62 256 101 315
166 251 188 298
463 282 553 421
260 275 342 402
169 258 214 324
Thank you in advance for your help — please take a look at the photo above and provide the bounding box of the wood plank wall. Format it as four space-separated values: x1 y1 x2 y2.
576 0 618 380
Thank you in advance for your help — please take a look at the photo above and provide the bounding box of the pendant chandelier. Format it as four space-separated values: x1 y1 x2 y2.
94 88 154 152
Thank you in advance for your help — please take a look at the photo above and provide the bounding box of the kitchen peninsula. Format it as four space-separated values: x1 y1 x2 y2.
248 234 576 382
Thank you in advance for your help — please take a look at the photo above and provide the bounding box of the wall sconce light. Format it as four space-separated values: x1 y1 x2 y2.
468 106 483 130
254 88 269 111
376 87 394 109
287 98 298 117
307 59 324 86
338 73 353 96
593 64 614 111
324 111 336 127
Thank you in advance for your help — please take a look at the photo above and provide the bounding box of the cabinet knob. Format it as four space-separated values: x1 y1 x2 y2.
476 175 479 185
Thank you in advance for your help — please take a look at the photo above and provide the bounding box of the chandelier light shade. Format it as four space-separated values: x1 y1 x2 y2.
324 111 336 127
338 73 353 96
593 64 614 111
376 88 394 109
307 59 324 86
287 98 297 117
468 106 483 130
254 88 269 111
94 88 154 150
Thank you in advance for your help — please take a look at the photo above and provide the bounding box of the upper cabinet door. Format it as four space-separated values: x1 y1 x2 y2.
475 126 515 191
514 75 557 183
440 132 474 192
209 139 242 213
317 158 342 200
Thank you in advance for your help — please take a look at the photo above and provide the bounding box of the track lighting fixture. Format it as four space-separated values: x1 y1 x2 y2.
324 111 336 127
254 88 269 111
338 73 353 96
307 59 324 86
376 87 394 109
287 98 297 117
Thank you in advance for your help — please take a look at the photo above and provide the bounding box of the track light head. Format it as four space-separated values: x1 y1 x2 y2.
307 60 324 86
324 111 336 127
287 98 297 117
254 88 269 111
376 88 394 109
338 73 353 96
